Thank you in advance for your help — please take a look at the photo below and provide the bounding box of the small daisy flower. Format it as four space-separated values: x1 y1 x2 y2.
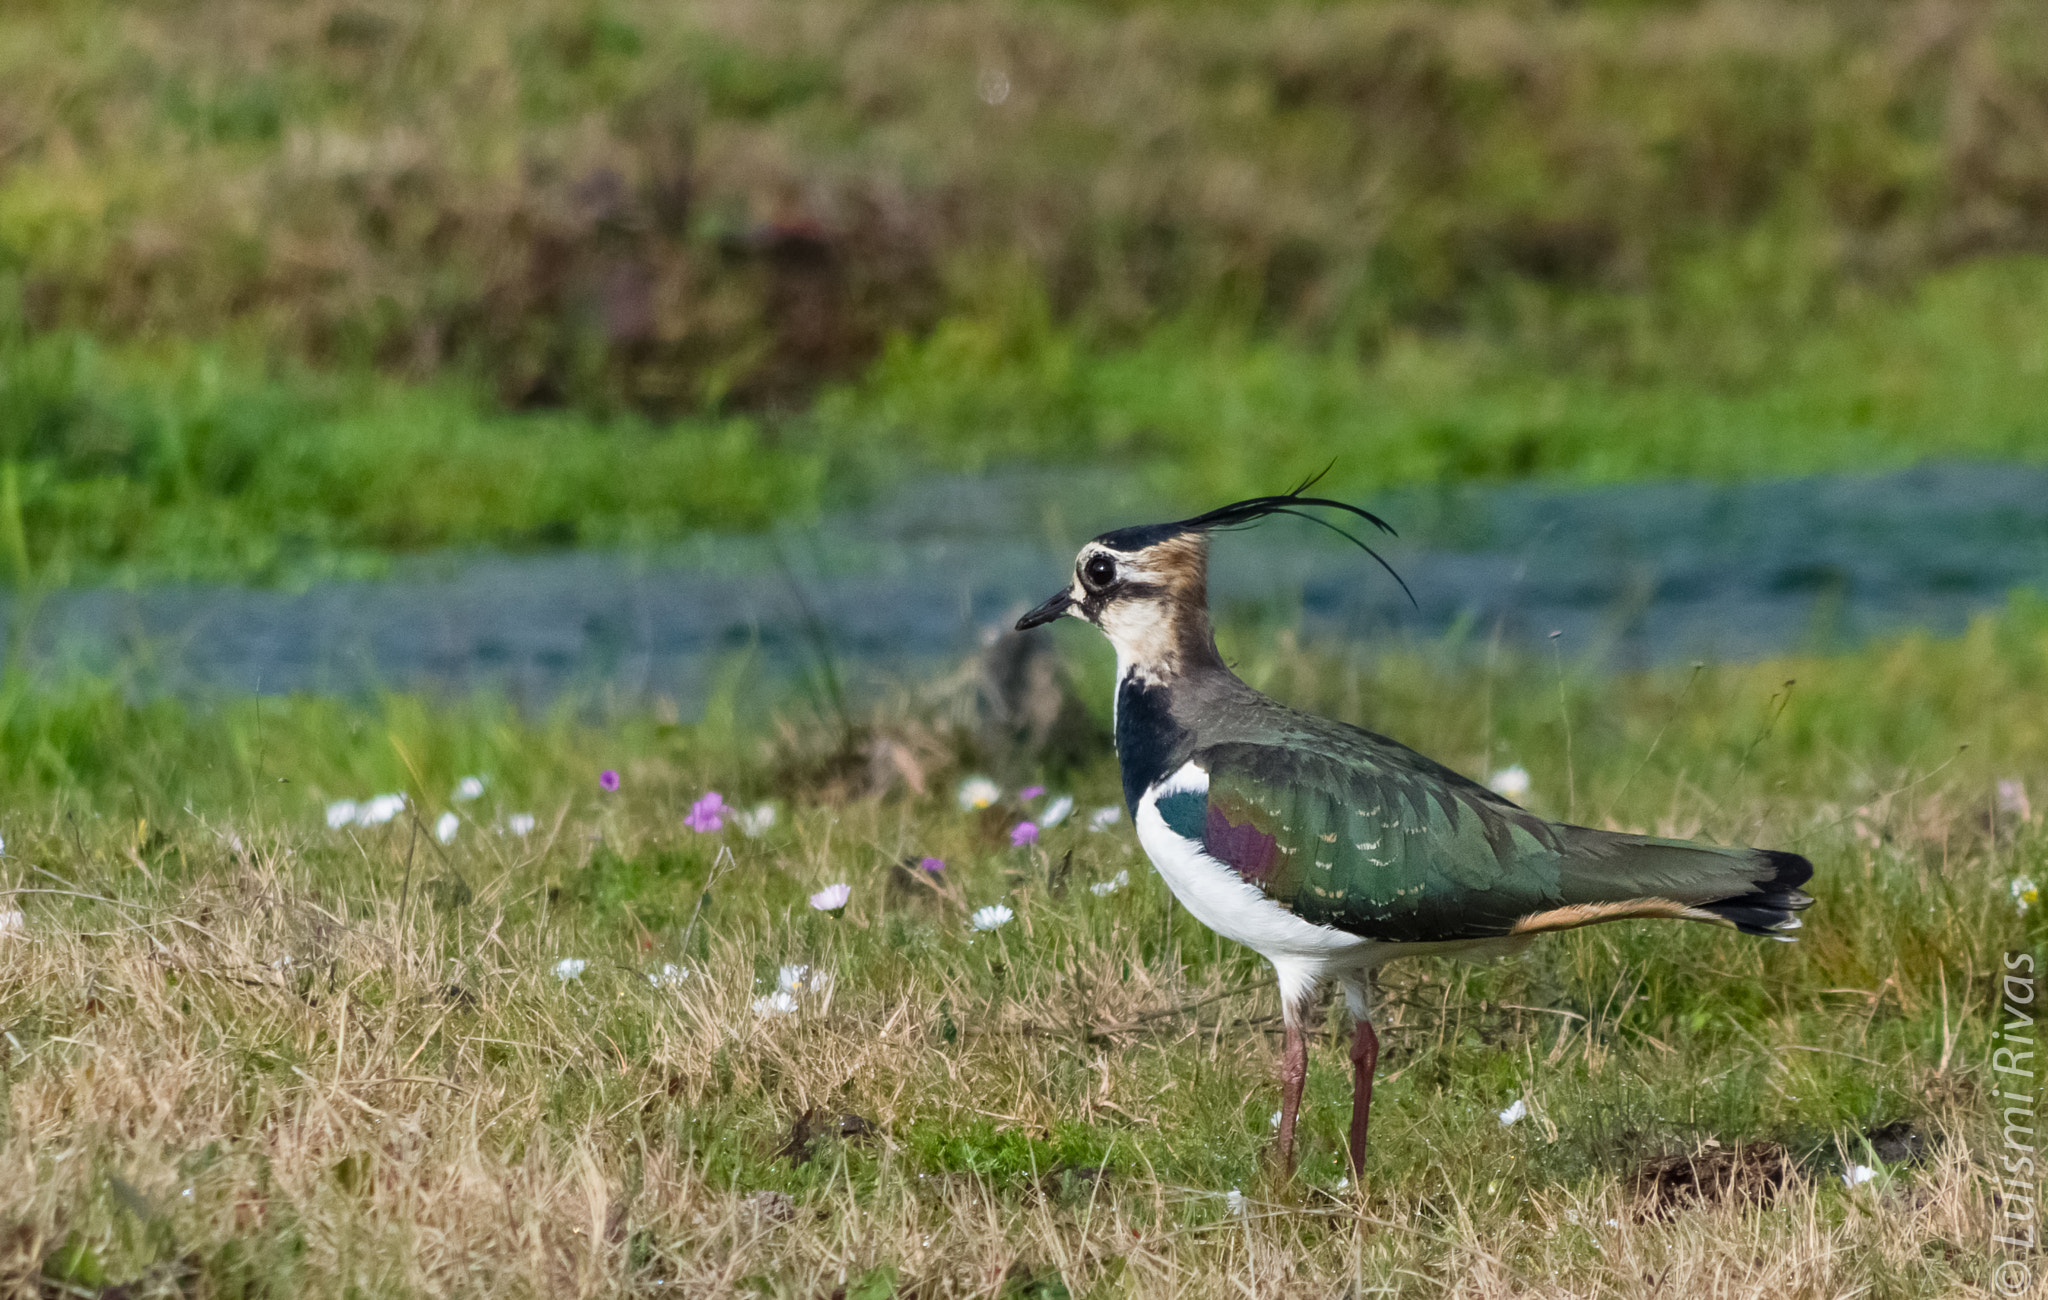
0 907 23 939
325 800 359 830
735 803 777 837
434 812 459 844
957 776 1002 811
1010 822 1039 848
683 792 726 833
554 958 587 982
970 904 1014 932
753 991 799 1017
1224 1189 1246 1216
1089 870 1130 897
506 813 537 837
1842 1164 1878 1188
1040 795 1074 828
1488 766 1531 800
1087 806 1123 832
809 883 852 916
778 964 831 996
356 793 406 827
1499 1098 1528 1126
453 775 486 802
599 769 620 793
2015 877 2039 913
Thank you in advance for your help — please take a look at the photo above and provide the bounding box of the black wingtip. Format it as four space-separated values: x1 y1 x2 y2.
1700 849 1815 938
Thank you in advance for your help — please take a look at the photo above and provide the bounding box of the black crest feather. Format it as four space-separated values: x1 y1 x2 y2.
1096 466 1417 607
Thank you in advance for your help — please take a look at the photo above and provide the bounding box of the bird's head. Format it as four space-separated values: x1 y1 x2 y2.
1014 477 1409 681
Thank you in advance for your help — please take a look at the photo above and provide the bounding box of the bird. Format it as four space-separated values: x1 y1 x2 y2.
1013 482 1814 1179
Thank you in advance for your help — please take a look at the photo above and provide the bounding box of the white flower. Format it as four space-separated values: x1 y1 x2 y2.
1040 795 1074 828
957 776 1002 811
506 813 537 837
1090 870 1130 897
1842 1163 1878 1188
1499 1098 1528 1126
0 908 23 939
554 958 587 981
1488 766 1531 800
970 904 1015 932
809 883 852 913
453 775 486 802
434 812 459 844
736 803 777 837
2015 878 2039 913
1087 806 1123 832
326 800 358 829
1224 1189 1246 1216
1268 1109 1282 1130
778 964 831 997
753 991 800 1017
356 793 406 827
648 964 689 987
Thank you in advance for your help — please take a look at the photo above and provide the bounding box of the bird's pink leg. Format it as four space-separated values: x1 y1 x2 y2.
1275 1012 1308 1176
1348 1017 1379 1179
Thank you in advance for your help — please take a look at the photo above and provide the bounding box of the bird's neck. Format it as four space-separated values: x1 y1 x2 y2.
1103 592 1226 691
1104 587 1227 809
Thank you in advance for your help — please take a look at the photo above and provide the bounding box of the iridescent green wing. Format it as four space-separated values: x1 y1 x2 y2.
1159 716 1813 942
1160 734 1570 942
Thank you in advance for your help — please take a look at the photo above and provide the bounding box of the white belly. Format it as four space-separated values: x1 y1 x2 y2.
1134 762 1372 1003
1133 760 1533 1007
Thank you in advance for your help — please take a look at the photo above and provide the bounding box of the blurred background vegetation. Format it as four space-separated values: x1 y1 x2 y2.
1 0 2046 580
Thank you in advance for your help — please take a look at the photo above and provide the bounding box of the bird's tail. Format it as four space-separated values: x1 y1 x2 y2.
1539 831 1815 940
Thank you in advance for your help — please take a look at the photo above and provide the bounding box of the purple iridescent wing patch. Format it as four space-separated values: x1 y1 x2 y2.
1203 793 1282 885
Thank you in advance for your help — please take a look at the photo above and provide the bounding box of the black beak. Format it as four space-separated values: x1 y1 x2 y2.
1015 589 1073 630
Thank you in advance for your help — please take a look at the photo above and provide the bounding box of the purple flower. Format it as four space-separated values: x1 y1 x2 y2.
684 792 726 833
599 769 620 792
1010 821 1039 847
919 856 946 873
1018 785 1046 801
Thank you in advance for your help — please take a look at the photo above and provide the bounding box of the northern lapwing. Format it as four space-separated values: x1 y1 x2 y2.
1014 485 1814 1178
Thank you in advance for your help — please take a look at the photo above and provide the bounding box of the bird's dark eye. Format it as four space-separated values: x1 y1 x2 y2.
1083 554 1118 588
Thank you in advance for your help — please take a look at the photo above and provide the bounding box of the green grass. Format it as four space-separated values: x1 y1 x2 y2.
5 0 2044 410
5 250 2048 583
824 253 2048 499
2 0 2048 582
0 329 824 584
0 601 2043 1293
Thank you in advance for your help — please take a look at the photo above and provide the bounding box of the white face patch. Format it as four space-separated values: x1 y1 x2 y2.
1098 597 1178 678
1069 539 1203 681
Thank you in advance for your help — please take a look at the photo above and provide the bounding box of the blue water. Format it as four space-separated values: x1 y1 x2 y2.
5 461 2046 702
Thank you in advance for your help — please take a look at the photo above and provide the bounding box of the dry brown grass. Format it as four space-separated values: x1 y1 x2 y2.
5 617 2048 1295
0 793 2025 1298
